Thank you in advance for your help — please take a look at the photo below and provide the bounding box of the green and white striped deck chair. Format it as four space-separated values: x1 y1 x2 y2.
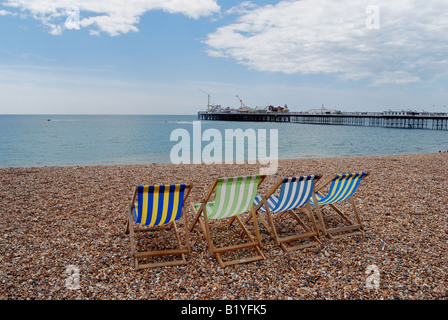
125 183 192 270
190 175 266 267
310 172 370 239
251 174 322 252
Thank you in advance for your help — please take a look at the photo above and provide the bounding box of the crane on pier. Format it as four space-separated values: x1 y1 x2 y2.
199 89 212 111
199 89 224 112
236 95 247 108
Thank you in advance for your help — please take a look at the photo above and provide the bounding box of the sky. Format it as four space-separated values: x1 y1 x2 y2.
0 0 448 115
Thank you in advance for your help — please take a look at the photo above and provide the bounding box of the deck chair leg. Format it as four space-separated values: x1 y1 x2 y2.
291 209 320 244
246 208 271 234
172 221 181 245
127 210 138 269
252 211 274 245
311 193 328 237
328 203 353 225
265 207 281 246
183 206 191 254
189 202 204 232
314 206 339 239
205 213 266 267
250 207 262 247
125 219 130 234
201 210 215 256
315 207 329 237
223 215 266 265
317 202 364 239
251 207 265 260
258 214 273 235
228 216 236 226
190 203 209 239
305 203 322 244
290 210 310 231
259 196 280 245
350 198 364 230
273 208 321 252
247 199 273 245
277 211 288 219
131 222 190 270
329 202 363 232
235 215 255 242
215 252 226 268
172 221 186 264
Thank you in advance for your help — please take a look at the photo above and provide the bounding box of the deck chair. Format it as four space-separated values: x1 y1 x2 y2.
125 183 192 270
189 175 266 267
310 172 369 239
250 175 322 252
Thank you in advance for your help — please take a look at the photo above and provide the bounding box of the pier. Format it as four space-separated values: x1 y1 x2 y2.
198 112 448 130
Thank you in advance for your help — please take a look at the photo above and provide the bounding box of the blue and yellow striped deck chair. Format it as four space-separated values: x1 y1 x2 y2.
252 174 322 252
125 183 192 270
310 172 370 239
189 175 266 267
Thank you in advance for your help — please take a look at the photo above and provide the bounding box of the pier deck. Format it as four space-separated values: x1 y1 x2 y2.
198 112 448 130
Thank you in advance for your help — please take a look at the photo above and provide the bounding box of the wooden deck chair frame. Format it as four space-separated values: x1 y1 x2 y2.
189 175 266 268
312 172 369 239
125 184 192 270
249 175 322 252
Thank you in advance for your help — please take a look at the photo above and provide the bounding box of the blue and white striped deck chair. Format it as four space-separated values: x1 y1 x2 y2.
310 172 370 239
125 183 192 270
252 174 322 252
190 175 266 267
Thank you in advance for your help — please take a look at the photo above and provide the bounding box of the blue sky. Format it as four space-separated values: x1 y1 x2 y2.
1 0 447 115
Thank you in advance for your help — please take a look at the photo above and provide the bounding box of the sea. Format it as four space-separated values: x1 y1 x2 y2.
0 114 447 168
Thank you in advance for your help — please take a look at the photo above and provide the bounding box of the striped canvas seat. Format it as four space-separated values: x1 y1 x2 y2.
253 175 319 213
194 175 261 220
250 174 322 252
309 172 367 206
133 184 187 226
310 172 370 239
126 183 192 270
190 174 266 267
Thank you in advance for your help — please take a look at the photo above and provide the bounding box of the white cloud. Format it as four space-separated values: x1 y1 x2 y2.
205 0 448 86
2 0 220 36
224 1 259 16
0 9 15 16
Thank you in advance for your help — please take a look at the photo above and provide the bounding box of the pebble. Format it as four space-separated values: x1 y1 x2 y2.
0 153 447 300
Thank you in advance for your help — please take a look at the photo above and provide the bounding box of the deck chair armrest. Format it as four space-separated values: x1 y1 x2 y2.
254 197 267 212
314 174 337 193
183 184 193 202
265 178 283 198
129 186 138 211
258 175 267 187
202 178 219 204
253 177 283 212
266 177 284 198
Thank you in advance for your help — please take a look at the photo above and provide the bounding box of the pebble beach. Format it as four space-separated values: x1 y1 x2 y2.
1 152 447 300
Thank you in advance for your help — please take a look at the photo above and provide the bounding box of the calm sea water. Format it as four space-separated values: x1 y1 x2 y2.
0 114 447 168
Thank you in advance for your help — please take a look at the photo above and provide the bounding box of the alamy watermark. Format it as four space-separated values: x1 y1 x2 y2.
366 5 380 29
51 5 380 33
170 121 278 175
365 264 381 290
65 6 80 30
65 265 80 290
